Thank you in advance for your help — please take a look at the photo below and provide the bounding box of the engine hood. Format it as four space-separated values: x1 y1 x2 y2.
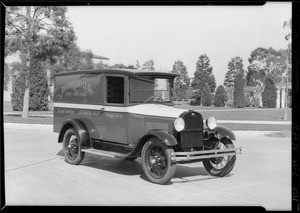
127 104 187 119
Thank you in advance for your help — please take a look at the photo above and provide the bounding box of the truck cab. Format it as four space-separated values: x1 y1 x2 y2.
53 69 241 184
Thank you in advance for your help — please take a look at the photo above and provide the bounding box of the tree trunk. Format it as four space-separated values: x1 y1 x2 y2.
22 6 31 118
22 51 30 118
22 85 30 118
22 64 30 118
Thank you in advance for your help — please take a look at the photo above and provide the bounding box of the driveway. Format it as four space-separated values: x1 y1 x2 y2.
3 123 291 210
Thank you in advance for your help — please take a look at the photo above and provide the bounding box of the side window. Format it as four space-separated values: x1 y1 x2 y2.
106 76 124 104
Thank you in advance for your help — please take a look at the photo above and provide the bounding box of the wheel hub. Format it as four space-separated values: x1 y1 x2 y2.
211 157 223 164
149 155 162 166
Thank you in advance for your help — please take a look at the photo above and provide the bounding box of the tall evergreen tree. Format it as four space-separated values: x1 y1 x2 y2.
201 84 213 106
262 77 277 108
191 54 216 103
4 63 10 90
171 60 190 100
224 56 244 88
11 57 49 111
233 72 245 108
214 85 228 107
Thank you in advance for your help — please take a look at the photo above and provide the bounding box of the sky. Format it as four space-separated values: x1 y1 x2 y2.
6 2 292 86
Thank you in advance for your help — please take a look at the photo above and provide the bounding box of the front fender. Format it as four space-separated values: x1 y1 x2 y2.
125 129 177 159
146 129 178 146
214 126 236 140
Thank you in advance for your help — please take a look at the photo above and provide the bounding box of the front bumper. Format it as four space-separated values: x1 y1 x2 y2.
171 146 242 162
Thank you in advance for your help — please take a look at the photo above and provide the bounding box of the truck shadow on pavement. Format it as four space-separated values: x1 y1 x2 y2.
57 149 230 184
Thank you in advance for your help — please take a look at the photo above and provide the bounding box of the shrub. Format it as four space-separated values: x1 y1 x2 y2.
244 93 251 107
233 73 245 108
11 58 49 111
201 84 213 106
250 98 260 108
214 85 227 107
226 100 234 107
190 99 200 106
262 77 277 108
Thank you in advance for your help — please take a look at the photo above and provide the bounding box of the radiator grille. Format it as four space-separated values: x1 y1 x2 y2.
180 112 203 148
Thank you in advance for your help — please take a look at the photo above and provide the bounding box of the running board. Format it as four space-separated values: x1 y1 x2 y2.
82 148 126 159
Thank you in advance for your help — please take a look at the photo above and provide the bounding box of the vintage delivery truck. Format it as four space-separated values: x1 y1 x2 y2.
53 69 241 184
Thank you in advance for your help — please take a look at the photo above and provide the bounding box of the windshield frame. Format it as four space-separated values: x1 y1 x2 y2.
129 75 174 104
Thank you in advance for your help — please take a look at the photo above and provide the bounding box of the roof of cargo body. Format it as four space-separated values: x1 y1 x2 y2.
53 68 179 78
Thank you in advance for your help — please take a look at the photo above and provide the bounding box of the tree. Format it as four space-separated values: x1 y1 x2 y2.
214 85 227 107
48 44 95 81
110 63 126 69
142 59 155 70
95 61 109 70
224 56 244 87
246 47 269 86
171 60 190 100
109 63 135 69
283 18 292 119
3 63 10 90
201 84 213 106
191 54 216 103
11 57 49 111
246 47 288 86
262 77 277 108
233 73 245 108
5 6 76 117
135 60 141 69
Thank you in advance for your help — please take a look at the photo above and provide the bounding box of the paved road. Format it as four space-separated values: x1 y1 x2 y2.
3 123 291 210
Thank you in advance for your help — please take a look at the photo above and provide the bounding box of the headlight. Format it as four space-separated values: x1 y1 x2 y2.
174 117 185 132
206 117 217 130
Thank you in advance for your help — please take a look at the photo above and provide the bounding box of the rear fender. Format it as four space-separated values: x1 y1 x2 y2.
58 118 91 147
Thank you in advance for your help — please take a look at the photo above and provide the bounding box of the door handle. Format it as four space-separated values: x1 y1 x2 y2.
100 107 105 113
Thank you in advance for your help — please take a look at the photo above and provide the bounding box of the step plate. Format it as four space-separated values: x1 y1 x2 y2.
82 148 126 159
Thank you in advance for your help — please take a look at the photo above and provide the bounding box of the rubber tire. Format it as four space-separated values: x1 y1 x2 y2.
63 128 85 165
203 138 236 177
141 138 176 185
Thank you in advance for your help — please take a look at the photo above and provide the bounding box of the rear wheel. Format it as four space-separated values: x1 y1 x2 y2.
63 128 85 165
203 138 236 177
141 138 176 184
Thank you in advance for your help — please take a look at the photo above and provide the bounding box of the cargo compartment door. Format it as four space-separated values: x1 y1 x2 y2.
95 75 128 144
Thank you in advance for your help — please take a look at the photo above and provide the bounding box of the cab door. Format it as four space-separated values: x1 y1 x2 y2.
95 75 128 144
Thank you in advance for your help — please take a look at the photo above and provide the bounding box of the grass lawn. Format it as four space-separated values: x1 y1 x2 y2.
3 101 54 112
4 114 53 125
3 101 291 132
175 104 292 121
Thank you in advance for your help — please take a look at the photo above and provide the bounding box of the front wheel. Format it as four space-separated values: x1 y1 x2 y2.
203 138 236 177
141 138 176 184
62 128 85 165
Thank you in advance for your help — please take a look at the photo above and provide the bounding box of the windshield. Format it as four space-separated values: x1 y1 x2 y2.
130 76 172 103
